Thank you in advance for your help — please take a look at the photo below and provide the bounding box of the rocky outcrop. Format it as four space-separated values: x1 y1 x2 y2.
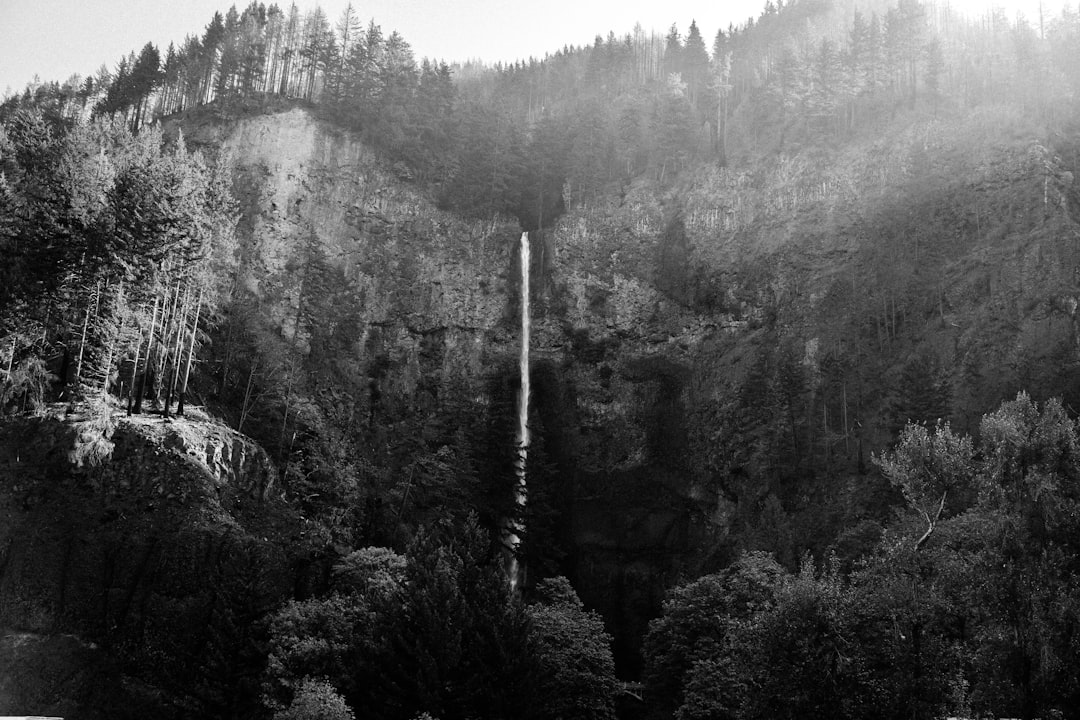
0 412 294 719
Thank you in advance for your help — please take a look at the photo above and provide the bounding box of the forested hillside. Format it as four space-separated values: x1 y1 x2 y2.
4 0 1080 719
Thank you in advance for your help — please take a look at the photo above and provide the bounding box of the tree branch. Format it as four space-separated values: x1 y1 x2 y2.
914 491 947 551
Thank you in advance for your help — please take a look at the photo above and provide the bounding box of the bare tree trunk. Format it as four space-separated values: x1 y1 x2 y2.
914 492 947 551
101 317 121 399
238 360 258 433
132 295 161 415
822 402 830 469
164 284 190 417
842 381 850 456
219 316 235 396
177 287 203 416
279 358 294 450
154 277 183 409
5 337 14 385
74 281 100 393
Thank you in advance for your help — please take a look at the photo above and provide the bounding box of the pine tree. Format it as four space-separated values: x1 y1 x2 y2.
683 21 711 114
129 42 161 130
808 38 842 139
215 5 242 100
330 3 359 104
663 24 683 80
237 3 269 96
201 11 226 104
924 37 944 113
654 76 694 181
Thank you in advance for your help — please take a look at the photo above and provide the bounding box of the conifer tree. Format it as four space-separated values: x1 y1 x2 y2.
663 24 683 80
201 11 227 103
682 21 711 114
129 42 161 130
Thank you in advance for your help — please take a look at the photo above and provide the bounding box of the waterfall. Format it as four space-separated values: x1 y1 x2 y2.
506 231 530 591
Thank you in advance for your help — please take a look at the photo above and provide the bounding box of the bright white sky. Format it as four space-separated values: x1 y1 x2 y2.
0 0 1067 97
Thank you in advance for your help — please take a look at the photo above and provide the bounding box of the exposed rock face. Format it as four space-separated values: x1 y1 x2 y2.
166 106 1080 674
178 108 725 670
183 106 515 356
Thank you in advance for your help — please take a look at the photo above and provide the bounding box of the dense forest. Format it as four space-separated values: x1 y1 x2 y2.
5 0 1080 718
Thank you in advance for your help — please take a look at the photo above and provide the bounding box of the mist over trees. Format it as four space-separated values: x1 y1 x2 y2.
11 0 1080 231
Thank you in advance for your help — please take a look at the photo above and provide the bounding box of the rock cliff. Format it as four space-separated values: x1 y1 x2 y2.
163 104 1080 673
174 107 729 668
0 410 293 718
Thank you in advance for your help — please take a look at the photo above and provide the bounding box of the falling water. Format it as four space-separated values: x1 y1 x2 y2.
506 231 530 591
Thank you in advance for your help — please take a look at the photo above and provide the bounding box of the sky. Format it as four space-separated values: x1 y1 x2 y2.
0 0 1068 97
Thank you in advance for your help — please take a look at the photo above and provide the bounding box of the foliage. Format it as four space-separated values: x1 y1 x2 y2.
526 577 619 720
875 420 974 547
653 394 1080 720
384 520 535 720
0 107 236 416
734 559 872 720
273 677 355 720
331 546 407 596
643 551 785 715
265 520 548 720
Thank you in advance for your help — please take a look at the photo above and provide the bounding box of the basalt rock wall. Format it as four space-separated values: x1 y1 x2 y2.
167 106 1080 675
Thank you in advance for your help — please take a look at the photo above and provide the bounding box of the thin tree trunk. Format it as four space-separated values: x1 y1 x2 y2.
164 284 190 417
177 287 203 416
279 360 294 450
914 491 947 551
219 315 235 396
75 281 100 392
822 401 830 468
842 381 850 456
100 280 126 399
891 294 898 338
133 295 161 415
238 360 258 433
5 337 14 385
101 317 121 399
154 277 183 409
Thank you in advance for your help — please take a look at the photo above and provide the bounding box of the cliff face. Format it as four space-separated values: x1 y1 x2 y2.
3 105 1077 705
0 411 292 719
168 105 1080 673
182 106 516 376
174 107 729 667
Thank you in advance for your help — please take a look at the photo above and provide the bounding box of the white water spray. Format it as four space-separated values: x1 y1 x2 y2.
506 231 530 590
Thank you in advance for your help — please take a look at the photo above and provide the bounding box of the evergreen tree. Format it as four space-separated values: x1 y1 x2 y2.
683 21 711 114
664 24 683 80
129 42 161 130
237 2 269 96
808 38 842 139
653 75 694 181
329 3 359 103
201 11 227 103
924 37 944 112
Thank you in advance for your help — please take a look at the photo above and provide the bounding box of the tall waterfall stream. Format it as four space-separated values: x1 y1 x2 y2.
506 231 530 590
